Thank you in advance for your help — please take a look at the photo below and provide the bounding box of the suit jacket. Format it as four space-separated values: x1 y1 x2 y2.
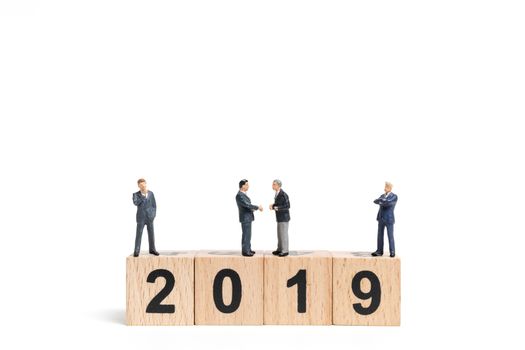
271 190 291 222
133 190 157 223
236 191 259 223
374 192 397 224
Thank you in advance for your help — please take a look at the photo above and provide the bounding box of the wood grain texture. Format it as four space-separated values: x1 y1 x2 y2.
126 251 195 326
194 250 264 325
332 251 401 326
264 251 332 325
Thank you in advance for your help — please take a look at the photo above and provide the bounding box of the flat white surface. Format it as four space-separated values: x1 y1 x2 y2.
1 1 524 348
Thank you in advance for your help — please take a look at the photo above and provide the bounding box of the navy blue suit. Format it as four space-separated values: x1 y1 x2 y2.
236 191 259 254
374 192 397 254
133 190 157 254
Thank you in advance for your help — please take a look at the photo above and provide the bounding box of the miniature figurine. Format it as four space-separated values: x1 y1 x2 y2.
132 178 159 257
236 179 263 257
372 181 397 257
269 179 290 257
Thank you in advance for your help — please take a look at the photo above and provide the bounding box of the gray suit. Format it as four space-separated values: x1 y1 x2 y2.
133 190 157 254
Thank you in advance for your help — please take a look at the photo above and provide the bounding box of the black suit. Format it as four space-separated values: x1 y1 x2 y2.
133 190 157 254
236 191 259 254
271 190 291 222
272 189 291 253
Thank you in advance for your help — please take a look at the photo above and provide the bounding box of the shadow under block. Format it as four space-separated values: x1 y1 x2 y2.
264 251 333 325
194 250 264 325
126 251 195 326
332 252 400 326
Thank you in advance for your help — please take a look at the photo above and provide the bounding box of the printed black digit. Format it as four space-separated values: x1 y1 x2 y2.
213 268 242 313
287 269 307 313
351 270 381 315
146 269 175 313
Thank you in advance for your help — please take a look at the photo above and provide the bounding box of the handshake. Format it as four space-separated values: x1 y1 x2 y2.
255 205 275 211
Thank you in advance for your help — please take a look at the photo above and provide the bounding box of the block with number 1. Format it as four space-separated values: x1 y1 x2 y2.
264 251 332 325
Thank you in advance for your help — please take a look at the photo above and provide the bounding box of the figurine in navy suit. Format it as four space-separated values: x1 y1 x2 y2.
132 178 159 257
372 182 398 258
235 179 263 256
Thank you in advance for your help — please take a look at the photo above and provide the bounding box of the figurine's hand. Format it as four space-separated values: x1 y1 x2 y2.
258 205 263 211
269 204 274 210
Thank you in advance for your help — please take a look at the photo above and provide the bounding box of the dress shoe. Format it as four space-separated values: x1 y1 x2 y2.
272 250 281 255
371 251 383 257
242 252 254 257
150 250 160 256
278 252 289 257
133 251 139 257
390 252 395 257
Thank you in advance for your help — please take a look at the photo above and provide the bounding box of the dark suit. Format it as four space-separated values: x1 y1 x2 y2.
133 190 157 254
374 192 397 254
272 189 291 253
236 191 259 254
271 190 291 222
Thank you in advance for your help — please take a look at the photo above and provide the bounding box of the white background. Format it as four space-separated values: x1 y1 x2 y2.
1 1 524 349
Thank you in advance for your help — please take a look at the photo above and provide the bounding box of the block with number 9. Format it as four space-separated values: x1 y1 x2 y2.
332 252 400 326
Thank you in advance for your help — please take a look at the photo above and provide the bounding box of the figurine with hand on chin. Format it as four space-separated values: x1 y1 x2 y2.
372 181 398 258
132 178 159 257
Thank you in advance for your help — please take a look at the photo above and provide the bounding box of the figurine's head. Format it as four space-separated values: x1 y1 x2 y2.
272 179 282 191
239 179 249 192
138 178 147 192
384 181 393 193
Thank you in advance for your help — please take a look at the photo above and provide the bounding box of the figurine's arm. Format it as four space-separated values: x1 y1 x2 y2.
151 192 157 209
274 193 290 211
133 192 144 206
373 195 384 205
238 195 259 211
377 194 397 207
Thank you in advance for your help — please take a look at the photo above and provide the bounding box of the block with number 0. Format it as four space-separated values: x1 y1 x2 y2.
332 252 401 326
263 251 332 325
126 251 195 326
194 251 264 325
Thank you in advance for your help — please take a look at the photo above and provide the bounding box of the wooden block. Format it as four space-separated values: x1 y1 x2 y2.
194 250 264 325
126 251 195 326
332 252 401 326
264 251 332 325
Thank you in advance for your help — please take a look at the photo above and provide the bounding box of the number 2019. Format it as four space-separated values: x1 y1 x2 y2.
145 268 381 316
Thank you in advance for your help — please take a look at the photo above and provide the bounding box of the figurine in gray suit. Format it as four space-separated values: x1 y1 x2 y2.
235 179 263 256
132 178 159 257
